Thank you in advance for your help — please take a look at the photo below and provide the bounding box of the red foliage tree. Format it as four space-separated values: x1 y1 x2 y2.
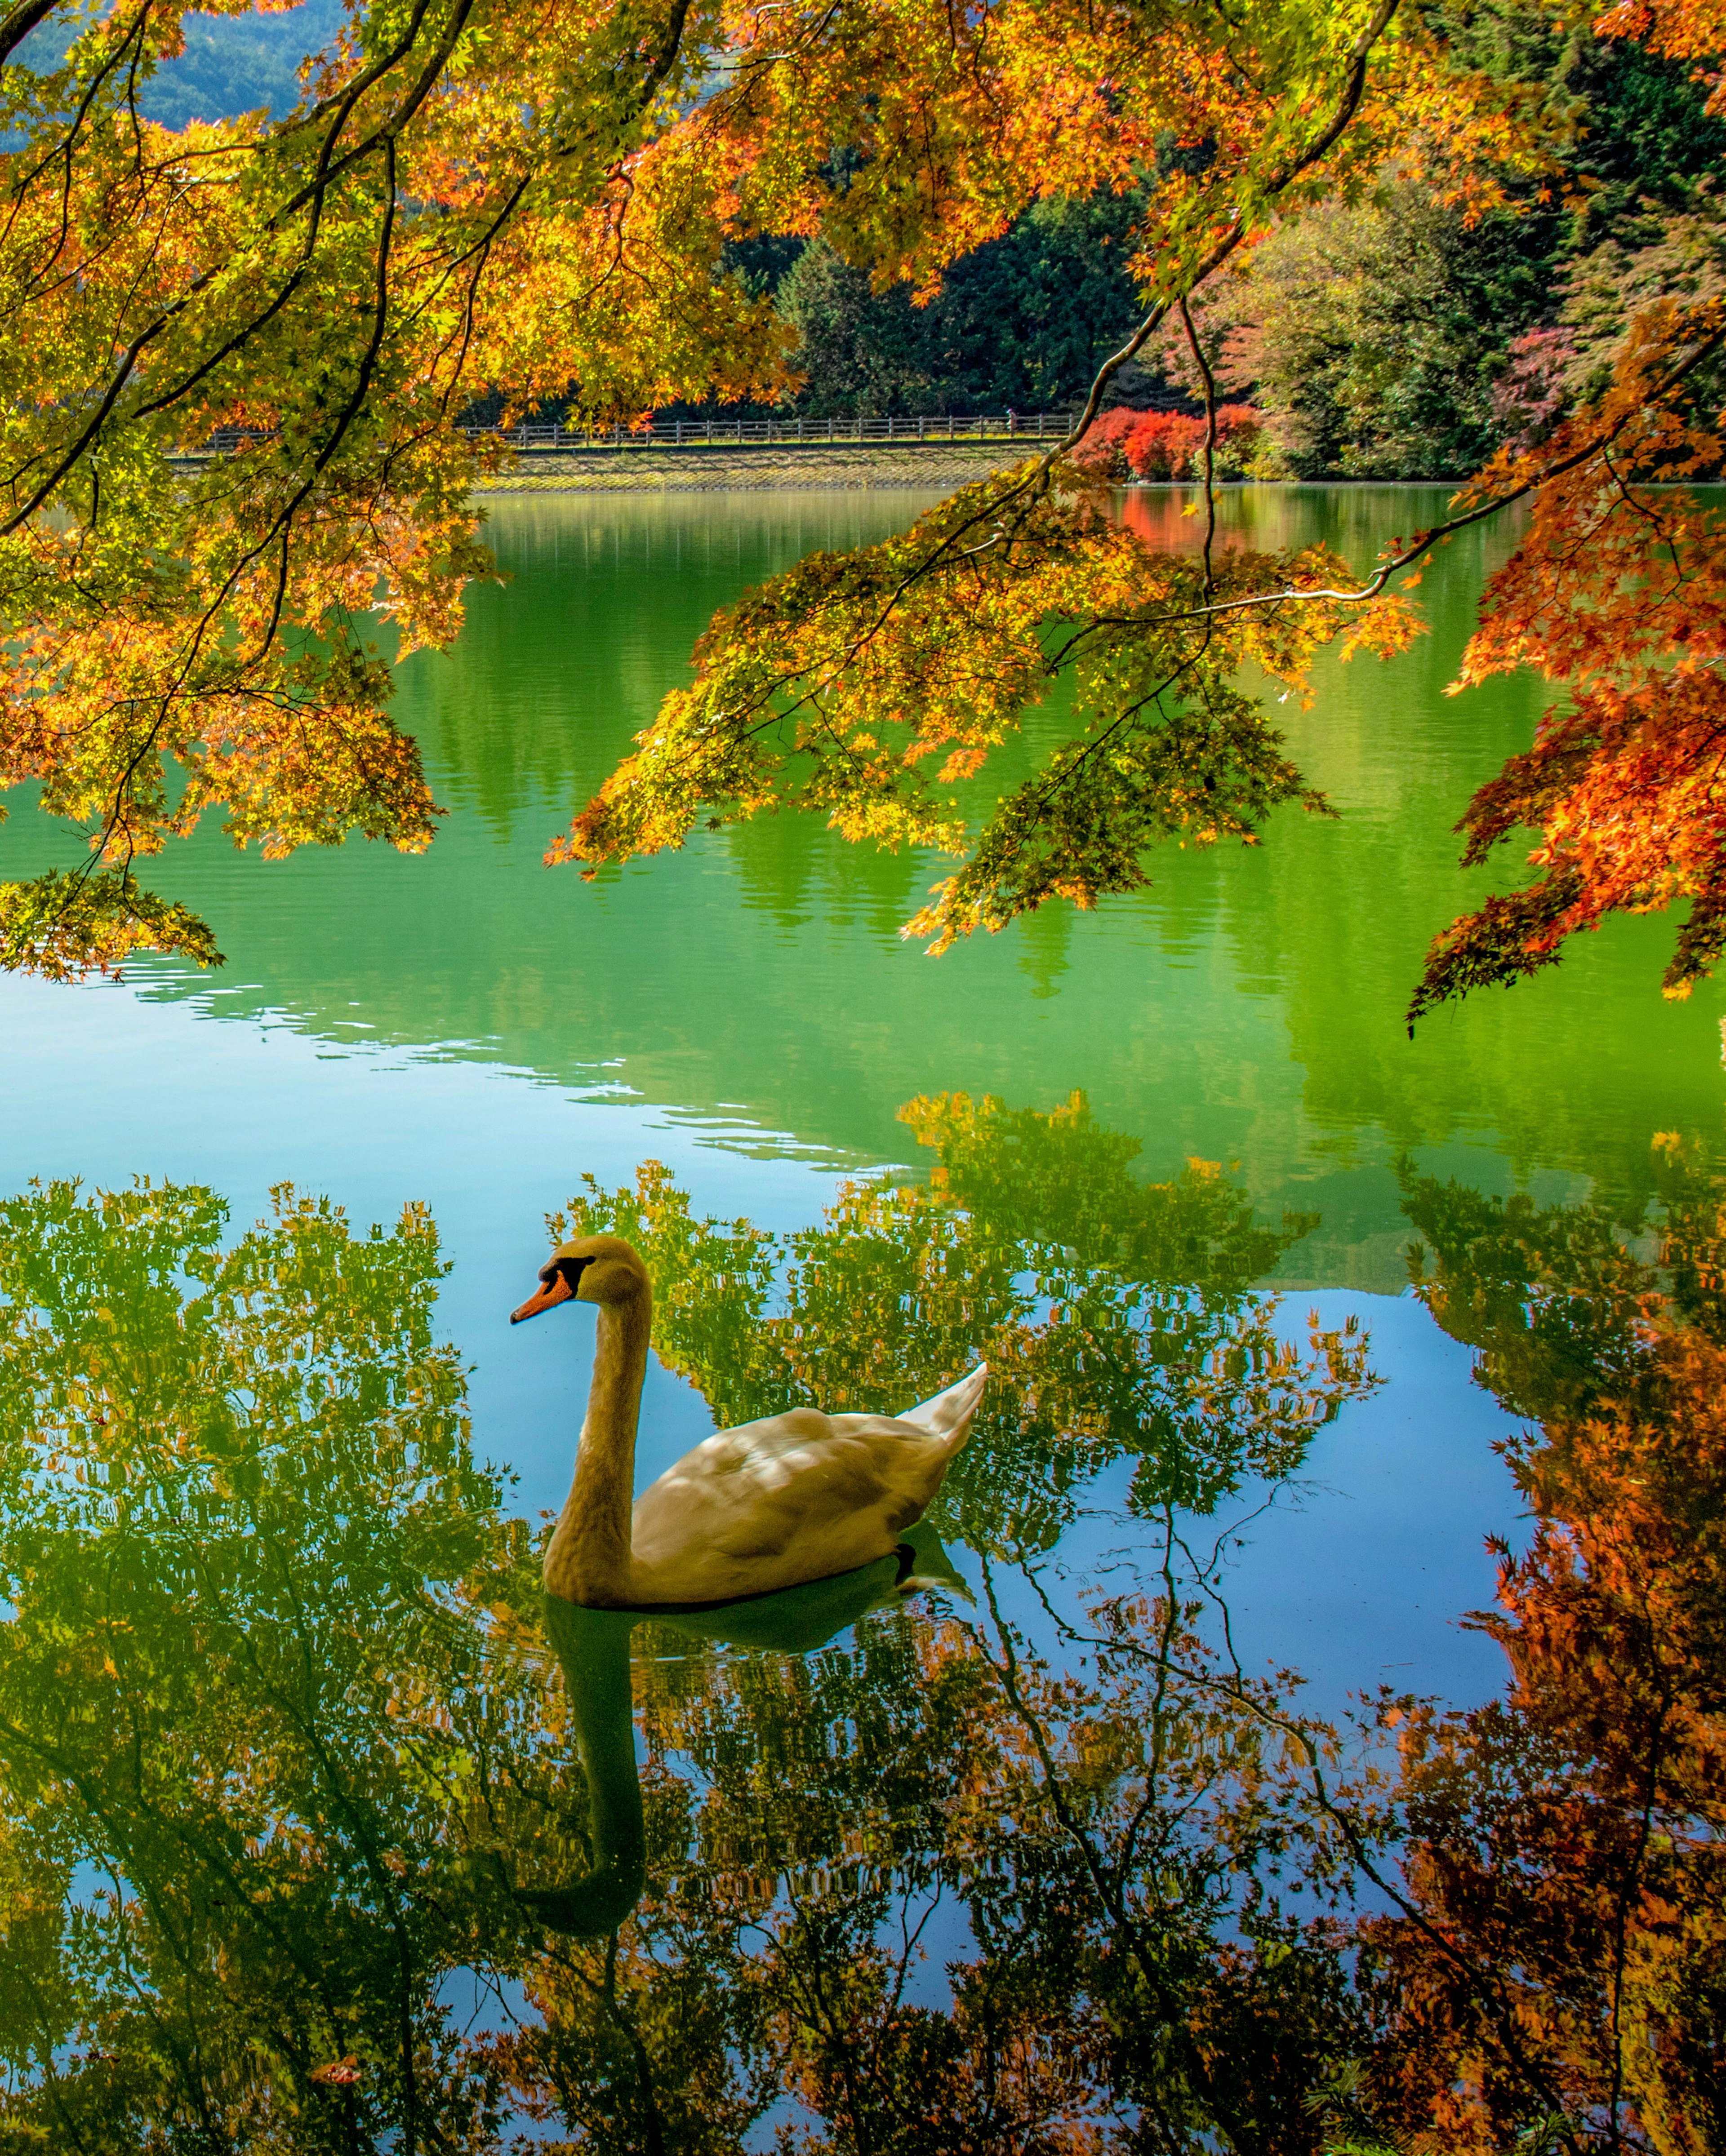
1068 404 1266 482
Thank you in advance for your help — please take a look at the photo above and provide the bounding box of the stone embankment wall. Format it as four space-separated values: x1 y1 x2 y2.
471 440 1036 492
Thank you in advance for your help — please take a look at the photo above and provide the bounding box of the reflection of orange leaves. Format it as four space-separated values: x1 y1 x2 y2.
310 2055 363 2086
1370 1175 1726 2149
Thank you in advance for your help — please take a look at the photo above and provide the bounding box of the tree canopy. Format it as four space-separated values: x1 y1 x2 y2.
0 0 1722 1022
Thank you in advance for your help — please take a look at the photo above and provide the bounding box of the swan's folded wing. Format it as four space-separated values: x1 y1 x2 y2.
708 1460 888 1561
631 1409 949 1587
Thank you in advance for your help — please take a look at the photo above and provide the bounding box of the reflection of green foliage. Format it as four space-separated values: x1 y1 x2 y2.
1399 1138 1726 1422
0 1145 1711 2149
0 1179 555 2149
1400 1163 1652 1423
0 1166 1397 2154
507 1576 1392 2156
556 1090 1376 1551
514 1146 1726 2152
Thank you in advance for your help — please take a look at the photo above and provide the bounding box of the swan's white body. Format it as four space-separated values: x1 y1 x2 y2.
515 1234 985 1610
627 1379 987 1605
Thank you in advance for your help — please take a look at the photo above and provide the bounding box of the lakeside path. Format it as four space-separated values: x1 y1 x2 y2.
471 440 1035 492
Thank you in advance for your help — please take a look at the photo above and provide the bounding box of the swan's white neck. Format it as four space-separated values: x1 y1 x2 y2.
545 1287 651 1607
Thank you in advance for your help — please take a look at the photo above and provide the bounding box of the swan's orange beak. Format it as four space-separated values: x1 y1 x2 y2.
511 1270 575 1325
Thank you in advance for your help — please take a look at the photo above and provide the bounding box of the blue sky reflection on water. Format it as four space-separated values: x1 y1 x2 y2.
0 485 1720 2145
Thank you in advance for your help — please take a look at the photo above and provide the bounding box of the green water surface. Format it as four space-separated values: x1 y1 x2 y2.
0 484 1718 2149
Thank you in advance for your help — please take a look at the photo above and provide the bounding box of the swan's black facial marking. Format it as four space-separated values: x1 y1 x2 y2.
543 1253 594 1296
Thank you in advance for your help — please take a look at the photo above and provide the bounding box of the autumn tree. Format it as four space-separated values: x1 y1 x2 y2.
6 0 1726 1020
556 1 1726 1024
1 0 1573 1011
0 0 787 978
554 1 1726 1021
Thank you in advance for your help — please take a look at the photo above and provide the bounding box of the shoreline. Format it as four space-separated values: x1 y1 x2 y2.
469 440 1035 492
470 452 1487 495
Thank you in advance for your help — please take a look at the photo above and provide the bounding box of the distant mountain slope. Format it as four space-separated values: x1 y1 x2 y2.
143 0 345 125
18 0 345 124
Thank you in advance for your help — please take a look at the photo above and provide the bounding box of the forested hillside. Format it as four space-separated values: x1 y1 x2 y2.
18 0 341 125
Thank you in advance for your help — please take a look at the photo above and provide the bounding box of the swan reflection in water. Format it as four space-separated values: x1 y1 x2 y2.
520 1524 969 1939
500 1215 984 1941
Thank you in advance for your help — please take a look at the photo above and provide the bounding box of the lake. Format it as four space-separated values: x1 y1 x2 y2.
0 482 1718 2147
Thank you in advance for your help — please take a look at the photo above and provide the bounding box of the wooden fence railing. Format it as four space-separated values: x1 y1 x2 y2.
189 412 1076 457
456 411 1076 451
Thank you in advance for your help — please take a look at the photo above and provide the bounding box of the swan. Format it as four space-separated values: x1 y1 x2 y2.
510 1233 986 1609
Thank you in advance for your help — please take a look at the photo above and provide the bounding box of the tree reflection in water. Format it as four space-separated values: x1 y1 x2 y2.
0 1102 1717 2151
553 1090 1375 1546
1366 1145 1726 2155
0 1181 556 2147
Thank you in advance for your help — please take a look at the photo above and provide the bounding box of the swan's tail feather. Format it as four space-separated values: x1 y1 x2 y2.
899 1362 988 1452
